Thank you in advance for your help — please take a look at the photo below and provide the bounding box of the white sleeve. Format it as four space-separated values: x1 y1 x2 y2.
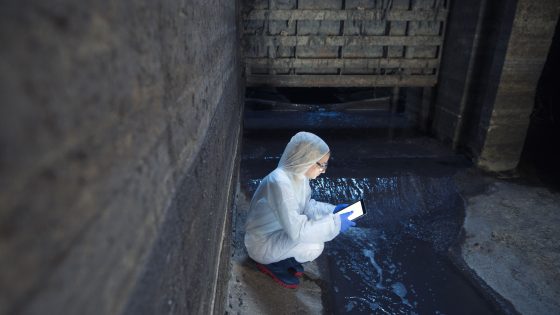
267 176 341 244
304 199 336 220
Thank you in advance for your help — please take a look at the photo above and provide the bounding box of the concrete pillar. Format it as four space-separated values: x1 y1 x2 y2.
433 0 559 171
477 0 560 171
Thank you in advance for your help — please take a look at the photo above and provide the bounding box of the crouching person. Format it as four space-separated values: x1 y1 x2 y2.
244 131 355 288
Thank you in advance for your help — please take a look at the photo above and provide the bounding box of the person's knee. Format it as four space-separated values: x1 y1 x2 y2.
295 243 324 263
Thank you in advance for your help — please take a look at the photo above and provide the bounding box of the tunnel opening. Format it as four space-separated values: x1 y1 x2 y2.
247 87 394 105
245 87 402 114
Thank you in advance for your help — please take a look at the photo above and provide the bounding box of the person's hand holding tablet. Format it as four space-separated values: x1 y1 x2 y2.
333 200 367 221
338 212 355 233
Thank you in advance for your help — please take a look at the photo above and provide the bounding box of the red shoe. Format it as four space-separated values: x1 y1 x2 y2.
256 261 300 289
289 263 304 278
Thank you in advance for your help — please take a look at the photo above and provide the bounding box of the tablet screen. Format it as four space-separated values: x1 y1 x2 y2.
335 200 365 221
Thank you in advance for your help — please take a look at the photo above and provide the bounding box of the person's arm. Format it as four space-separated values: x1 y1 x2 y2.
304 199 336 220
300 182 335 220
267 174 341 243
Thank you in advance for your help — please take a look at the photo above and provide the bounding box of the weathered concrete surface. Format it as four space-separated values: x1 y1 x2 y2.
0 1 243 314
460 180 560 315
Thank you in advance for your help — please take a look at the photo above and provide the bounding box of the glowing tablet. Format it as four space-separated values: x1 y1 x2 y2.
335 199 366 221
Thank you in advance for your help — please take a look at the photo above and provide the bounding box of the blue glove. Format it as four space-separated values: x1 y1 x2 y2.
333 203 349 213
339 212 356 233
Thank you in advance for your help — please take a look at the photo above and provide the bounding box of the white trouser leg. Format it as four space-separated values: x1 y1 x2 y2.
288 243 325 263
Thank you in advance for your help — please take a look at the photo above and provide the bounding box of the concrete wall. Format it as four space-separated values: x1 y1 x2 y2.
433 0 559 171
477 0 559 171
0 1 243 315
431 0 487 147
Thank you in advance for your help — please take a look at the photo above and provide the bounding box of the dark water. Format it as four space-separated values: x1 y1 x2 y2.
311 173 497 314
310 178 488 314
326 229 495 315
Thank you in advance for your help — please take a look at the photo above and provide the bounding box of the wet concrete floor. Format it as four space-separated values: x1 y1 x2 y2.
230 109 517 314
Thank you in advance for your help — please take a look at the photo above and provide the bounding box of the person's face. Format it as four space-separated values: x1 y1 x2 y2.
305 153 330 179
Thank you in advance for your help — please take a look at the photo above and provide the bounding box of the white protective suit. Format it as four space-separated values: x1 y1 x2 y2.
244 132 342 264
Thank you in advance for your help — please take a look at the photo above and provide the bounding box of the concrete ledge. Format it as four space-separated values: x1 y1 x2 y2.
460 181 560 315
